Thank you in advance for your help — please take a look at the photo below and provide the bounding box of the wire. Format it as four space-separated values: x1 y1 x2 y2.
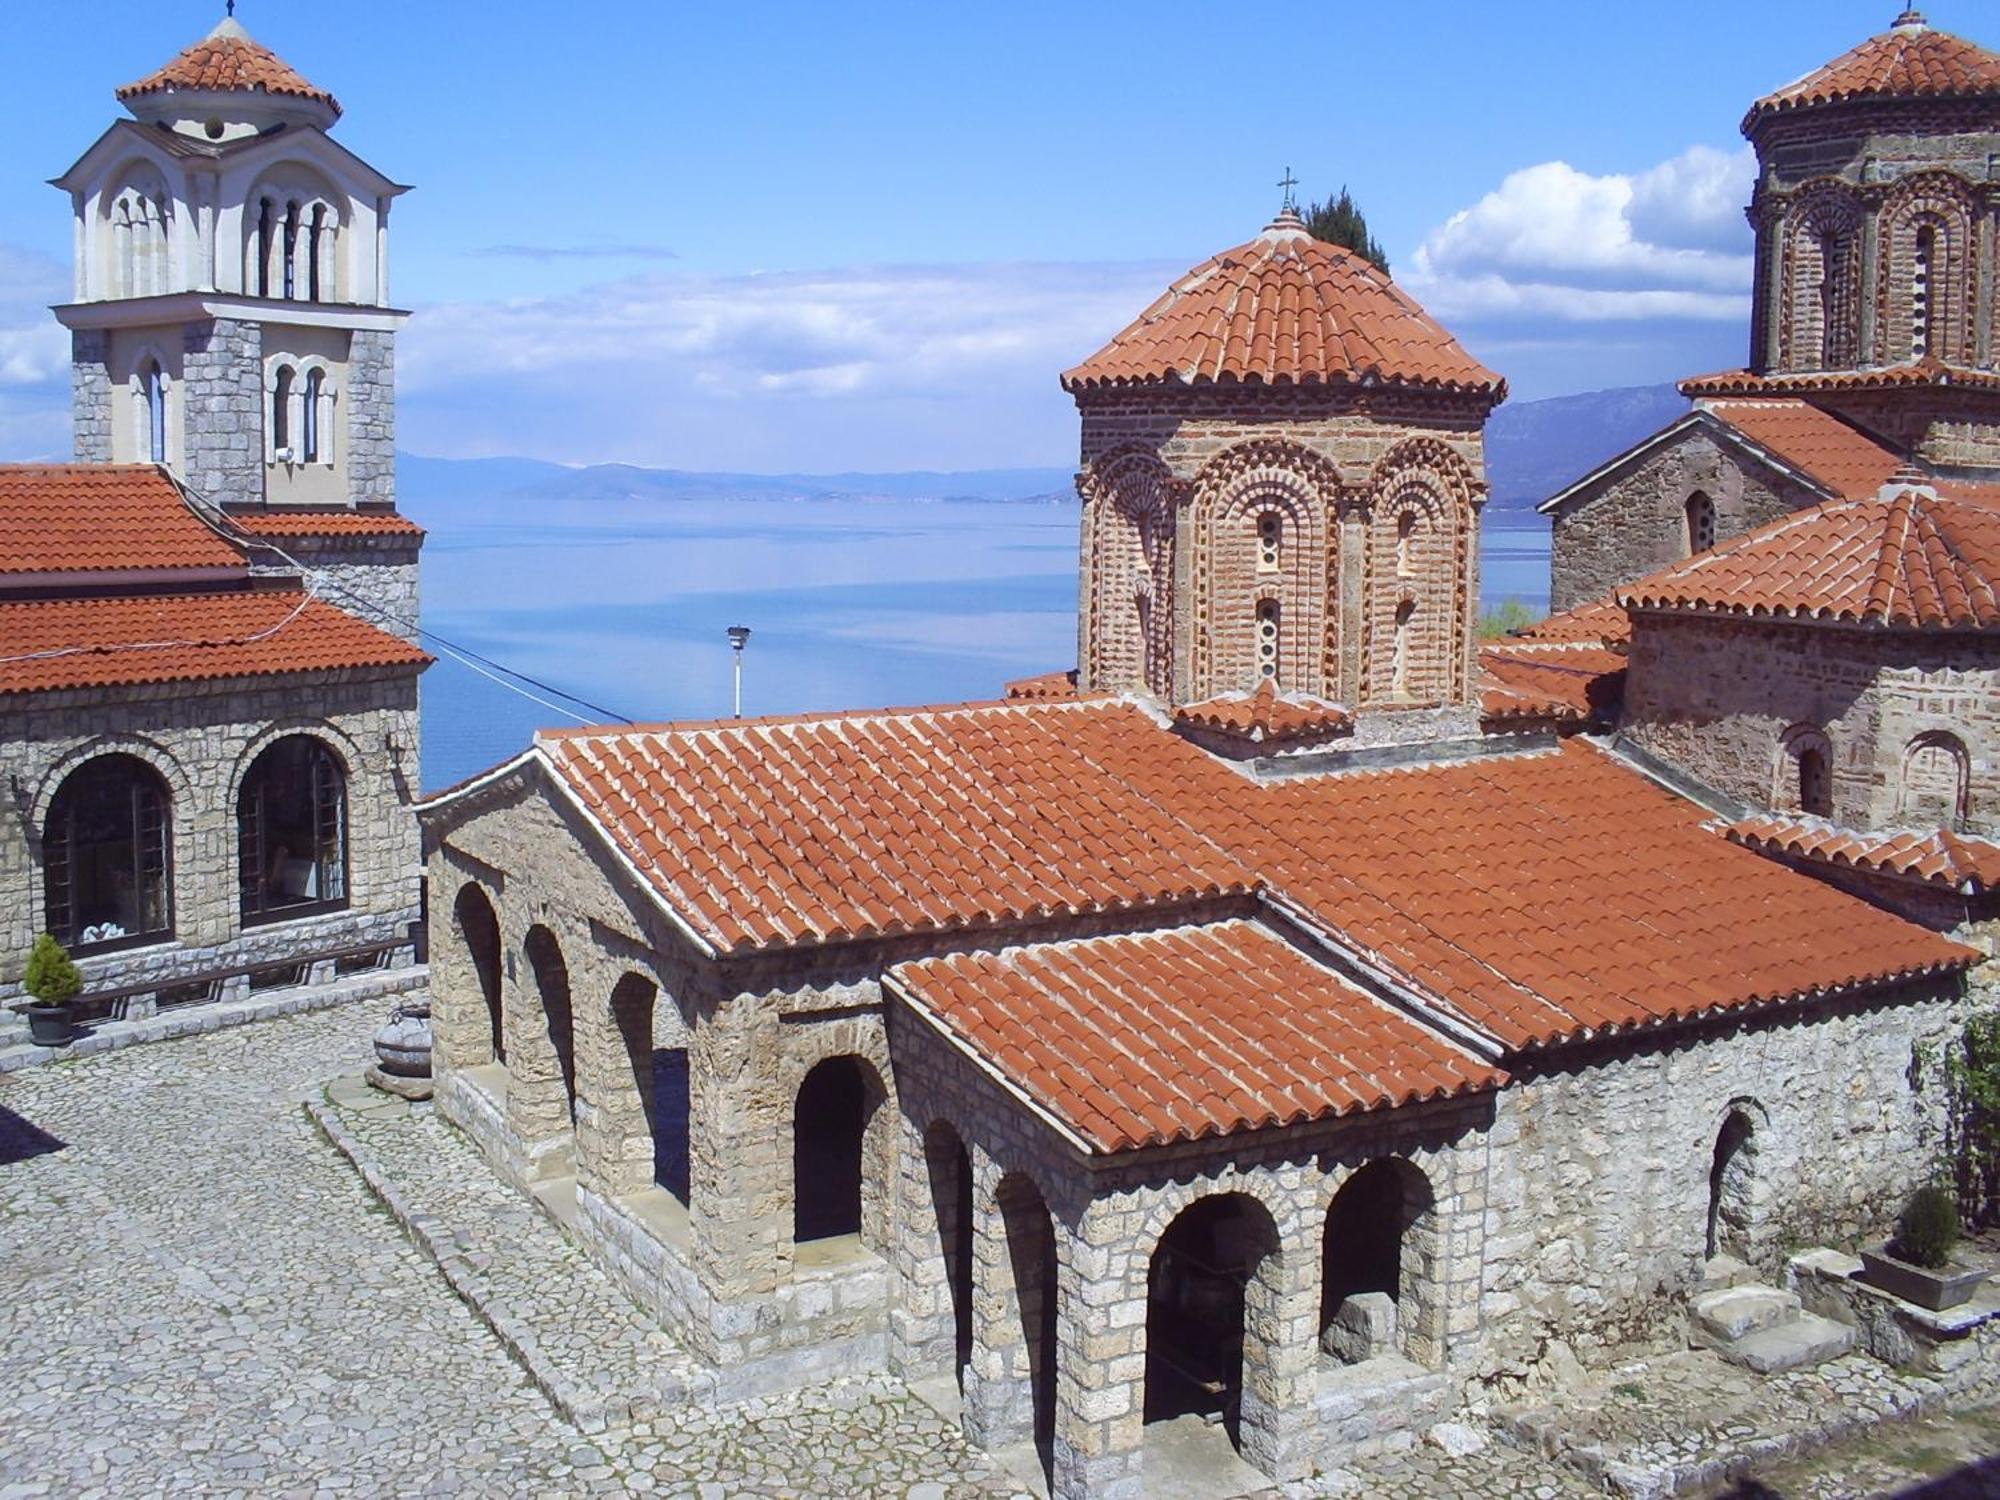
0 575 322 667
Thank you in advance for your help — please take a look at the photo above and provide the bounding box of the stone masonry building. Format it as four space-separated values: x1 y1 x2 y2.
0 18 429 1027
420 16 2000 1497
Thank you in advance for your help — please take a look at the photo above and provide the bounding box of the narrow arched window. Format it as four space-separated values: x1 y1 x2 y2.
1392 598 1415 695
1818 230 1844 367
271 366 294 458
142 360 166 464
1256 510 1281 573
238 736 348 921
302 369 323 463
256 198 274 298
1255 599 1281 682
1396 511 1417 577
1686 492 1716 555
1912 225 1936 361
282 201 301 300
308 203 327 301
1798 745 1830 816
43 754 173 953
1903 731 1971 829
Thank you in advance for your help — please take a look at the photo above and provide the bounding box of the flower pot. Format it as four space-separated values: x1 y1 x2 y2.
1857 1248 1991 1311
25 1002 72 1047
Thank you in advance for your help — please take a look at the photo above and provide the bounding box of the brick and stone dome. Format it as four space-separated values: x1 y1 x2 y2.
1062 211 1503 399
1744 8 2000 134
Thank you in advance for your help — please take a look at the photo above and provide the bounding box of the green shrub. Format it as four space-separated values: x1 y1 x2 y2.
22 933 82 1007
1895 1184 1961 1269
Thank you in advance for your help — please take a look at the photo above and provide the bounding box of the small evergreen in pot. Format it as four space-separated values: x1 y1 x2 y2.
21 933 81 1047
1895 1184 1960 1269
1859 1184 1988 1311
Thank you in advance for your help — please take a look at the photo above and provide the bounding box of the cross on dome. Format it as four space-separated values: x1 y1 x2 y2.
1277 166 1299 214
1893 7 1929 30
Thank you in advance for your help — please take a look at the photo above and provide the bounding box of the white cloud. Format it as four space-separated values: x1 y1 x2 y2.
0 245 68 390
1405 145 1757 325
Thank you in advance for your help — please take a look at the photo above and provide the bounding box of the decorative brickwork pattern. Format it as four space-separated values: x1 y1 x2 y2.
1078 447 1178 697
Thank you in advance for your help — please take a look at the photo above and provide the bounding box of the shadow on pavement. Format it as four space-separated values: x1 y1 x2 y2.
0 1099 67 1164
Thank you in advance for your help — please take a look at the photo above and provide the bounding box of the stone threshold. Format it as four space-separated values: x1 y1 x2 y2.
0 962 424 1075
306 1083 714 1436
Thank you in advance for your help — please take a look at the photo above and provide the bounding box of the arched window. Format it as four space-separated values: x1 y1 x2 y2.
1256 510 1281 573
1818 229 1847 368
282 201 301 300
43 755 173 954
1396 511 1417 577
1912 224 1936 361
302 368 323 463
271 366 294 459
795 1056 875 1242
137 359 167 465
1798 745 1831 817
255 198 275 298
1686 492 1716 555
308 203 328 301
237 736 347 922
1254 599 1280 682
1392 598 1415 695
1903 731 1971 829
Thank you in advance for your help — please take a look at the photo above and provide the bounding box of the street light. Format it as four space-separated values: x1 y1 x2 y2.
726 625 751 718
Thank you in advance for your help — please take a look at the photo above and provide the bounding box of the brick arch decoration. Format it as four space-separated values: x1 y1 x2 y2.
1901 728 1972 828
1778 181 1865 371
1080 446 1181 698
1189 439 1344 699
1361 438 1479 705
1774 723 1834 814
1876 172 1981 367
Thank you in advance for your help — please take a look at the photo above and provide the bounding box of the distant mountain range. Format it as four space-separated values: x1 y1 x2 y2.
397 383 1688 518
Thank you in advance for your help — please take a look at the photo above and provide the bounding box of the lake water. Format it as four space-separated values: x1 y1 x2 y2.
415 496 1552 793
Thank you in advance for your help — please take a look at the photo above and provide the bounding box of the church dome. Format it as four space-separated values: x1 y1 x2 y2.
1062 210 1502 399
117 15 340 132
1743 8 2000 133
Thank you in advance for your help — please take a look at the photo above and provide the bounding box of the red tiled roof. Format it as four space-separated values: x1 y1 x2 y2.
117 19 338 113
1619 486 2000 628
536 701 1257 953
1003 669 1079 702
1746 12 2000 131
0 589 428 695
1703 398 1905 501
1478 646 1626 725
892 921 1504 1153
1174 679 1354 742
0 465 245 576
1063 212 1503 398
1507 596 1632 647
1683 360 2000 399
1727 814 2000 895
228 510 425 539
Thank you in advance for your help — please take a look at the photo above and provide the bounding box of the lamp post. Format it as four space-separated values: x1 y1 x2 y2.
727 625 751 718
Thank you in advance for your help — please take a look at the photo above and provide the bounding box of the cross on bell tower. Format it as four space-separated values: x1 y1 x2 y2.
1277 166 1299 214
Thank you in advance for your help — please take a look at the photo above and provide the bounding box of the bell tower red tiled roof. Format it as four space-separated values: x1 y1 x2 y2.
1744 8 2000 131
1062 211 1503 398
117 16 340 119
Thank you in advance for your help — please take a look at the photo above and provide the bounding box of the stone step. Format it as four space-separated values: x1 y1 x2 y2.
1691 1283 1801 1344
1699 1253 1757 1292
1720 1312 1857 1375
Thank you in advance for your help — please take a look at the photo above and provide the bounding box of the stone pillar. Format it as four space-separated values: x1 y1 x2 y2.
71 329 112 462
503 925 577 1184
1051 1203 1145 1500
888 1111 962 1379
347 329 397 507
1336 507 1367 701
180 316 263 507
1859 210 1882 365
1236 1206 1318 1483
574 970 658 1199
688 998 787 1299
963 1157 1042 1450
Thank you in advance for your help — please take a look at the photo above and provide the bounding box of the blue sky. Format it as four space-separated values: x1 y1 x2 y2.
0 1 1961 470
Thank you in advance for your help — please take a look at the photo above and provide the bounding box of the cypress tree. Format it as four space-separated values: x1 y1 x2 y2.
1302 186 1390 276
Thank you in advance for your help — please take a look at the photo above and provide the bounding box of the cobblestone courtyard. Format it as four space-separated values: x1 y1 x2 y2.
0 997 1996 1498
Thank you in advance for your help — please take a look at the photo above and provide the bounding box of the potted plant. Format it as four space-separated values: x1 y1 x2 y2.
1858 1184 1991 1311
20 933 82 1047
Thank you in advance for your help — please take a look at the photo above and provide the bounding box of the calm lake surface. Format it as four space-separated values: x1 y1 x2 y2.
415 496 1552 792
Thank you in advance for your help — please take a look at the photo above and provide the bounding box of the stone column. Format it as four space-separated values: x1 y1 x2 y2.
888 1109 962 1379
688 998 787 1299
1051 1202 1146 1500
1235 1204 1319 1483
71 329 113 463
503 925 578 1185
180 316 264 507
963 1154 1039 1449
575 969 658 1200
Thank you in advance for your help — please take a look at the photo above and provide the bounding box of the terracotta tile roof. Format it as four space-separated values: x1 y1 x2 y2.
0 589 428 695
1507 596 1632 647
1174 679 1354 742
1703 398 1905 501
1477 646 1626 725
1727 813 2000 894
891 921 1504 1153
1063 212 1503 398
1619 486 2000 628
1003 669 1079 702
0 464 245 577
1745 12 2000 131
227 510 426 539
535 701 1257 953
117 19 338 113
1683 360 2000 399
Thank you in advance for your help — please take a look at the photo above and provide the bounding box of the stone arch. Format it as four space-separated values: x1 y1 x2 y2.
522 924 577 1121
922 1119 975 1384
792 1053 892 1248
1776 724 1833 817
244 163 344 301
236 732 349 923
1319 1157 1444 1368
1190 439 1341 698
575 970 663 1199
40 752 176 956
1685 489 1717 555
1901 729 1971 829
1362 439 1478 706
1080 447 1178 698
104 158 171 299
1779 182 1864 370
1144 1190 1285 1456
450 881 504 1066
32 734 193 831
1707 1100 1767 1263
1879 173 1979 366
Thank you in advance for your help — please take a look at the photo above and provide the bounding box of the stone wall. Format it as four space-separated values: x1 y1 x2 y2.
181 316 264 507
70 328 112 462
1546 424 1819 613
245 532 422 643
1622 610 2000 833
345 330 396 507
0 667 422 1001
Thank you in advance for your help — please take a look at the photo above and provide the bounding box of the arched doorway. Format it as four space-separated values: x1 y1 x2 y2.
998 1172 1058 1468
1321 1159 1438 1366
452 883 503 1063
1145 1193 1280 1448
794 1056 881 1243
924 1122 974 1384
1708 1110 1759 1262
237 735 347 922
523 926 576 1120
42 754 174 953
